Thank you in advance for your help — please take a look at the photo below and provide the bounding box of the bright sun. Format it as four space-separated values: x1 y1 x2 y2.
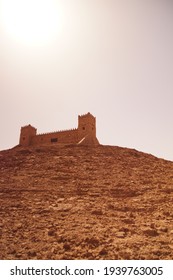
1 0 63 46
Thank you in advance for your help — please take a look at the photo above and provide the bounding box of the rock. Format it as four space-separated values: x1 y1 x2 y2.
116 231 126 238
99 248 108 256
123 218 134 224
143 229 159 237
91 210 103 215
15 223 22 229
158 227 168 233
28 251 37 257
63 243 71 251
48 229 56 236
10 249 16 255
85 237 100 247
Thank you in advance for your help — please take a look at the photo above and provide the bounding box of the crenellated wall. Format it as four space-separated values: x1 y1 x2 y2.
31 128 78 145
19 112 99 146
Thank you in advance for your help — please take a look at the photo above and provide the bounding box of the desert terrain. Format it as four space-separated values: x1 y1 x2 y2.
0 144 173 259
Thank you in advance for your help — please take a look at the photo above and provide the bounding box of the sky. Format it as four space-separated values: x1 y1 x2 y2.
1 0 173 160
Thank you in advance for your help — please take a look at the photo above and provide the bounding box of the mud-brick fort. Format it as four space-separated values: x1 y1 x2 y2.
19 112 99 147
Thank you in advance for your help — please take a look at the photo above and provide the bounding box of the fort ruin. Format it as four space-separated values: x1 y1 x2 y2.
19 112 99 147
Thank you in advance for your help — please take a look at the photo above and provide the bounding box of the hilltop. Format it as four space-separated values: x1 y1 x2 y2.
0 144 173 259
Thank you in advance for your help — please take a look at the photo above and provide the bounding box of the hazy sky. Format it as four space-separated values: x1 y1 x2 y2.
1 0 173 160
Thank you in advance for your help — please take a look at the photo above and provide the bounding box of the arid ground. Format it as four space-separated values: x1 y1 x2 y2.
0 144 173 259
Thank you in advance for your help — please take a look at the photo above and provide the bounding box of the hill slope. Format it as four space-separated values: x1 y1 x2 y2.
0 144 173 259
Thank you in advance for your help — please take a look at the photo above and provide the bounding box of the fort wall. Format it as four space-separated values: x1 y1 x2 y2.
19 112 99 146
31 128 78 145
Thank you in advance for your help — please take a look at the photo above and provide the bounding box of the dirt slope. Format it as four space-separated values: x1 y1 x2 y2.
0 144 173 259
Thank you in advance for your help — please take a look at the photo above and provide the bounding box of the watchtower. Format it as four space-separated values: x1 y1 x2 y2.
78 112 96 140
19 124 37 146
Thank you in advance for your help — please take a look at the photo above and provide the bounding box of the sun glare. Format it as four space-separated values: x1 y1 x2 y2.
1 0 63 46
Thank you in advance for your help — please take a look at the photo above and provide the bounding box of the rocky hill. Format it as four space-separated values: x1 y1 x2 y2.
0 144 173 260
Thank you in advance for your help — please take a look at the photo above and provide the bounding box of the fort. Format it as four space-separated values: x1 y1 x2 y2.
19 112 99 147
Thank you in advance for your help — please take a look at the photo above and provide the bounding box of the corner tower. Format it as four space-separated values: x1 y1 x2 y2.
78 112 99 144
19 124 37 146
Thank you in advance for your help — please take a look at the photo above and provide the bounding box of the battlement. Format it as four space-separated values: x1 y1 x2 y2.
19 113 99 146
78 112 95 118
37 128 77 136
